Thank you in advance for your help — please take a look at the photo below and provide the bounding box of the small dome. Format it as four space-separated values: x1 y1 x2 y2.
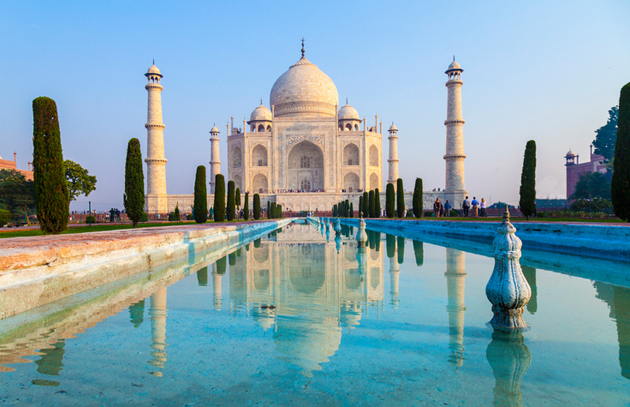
388 123 398 132
147 64 162 75
566 149 576 157
210 125 219 133
338 103 360 121
250 103 272 122
447 59 462 72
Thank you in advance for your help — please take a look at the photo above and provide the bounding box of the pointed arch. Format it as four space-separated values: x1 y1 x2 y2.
343 143 359 166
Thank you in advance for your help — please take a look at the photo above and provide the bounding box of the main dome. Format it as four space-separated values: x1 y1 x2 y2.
270 56 339 118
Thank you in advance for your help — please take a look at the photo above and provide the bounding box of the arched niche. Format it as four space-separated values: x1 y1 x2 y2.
344 172 359 193
253 246 269 263
252 173 268 193
254 269 270 291
233 174 242 191
369 145 379 167
370 267 380 289
369 173 379 190
343 143 359 166
288 141 324 191
252 144 268 166
232 146 242 168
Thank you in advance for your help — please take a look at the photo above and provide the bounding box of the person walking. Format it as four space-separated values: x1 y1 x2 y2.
443 200 451 217
471 197 479 218
480 198 487 217
462 196 470 217
433 197 443 218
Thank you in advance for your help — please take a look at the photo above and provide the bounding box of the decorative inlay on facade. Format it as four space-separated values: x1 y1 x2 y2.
274 101 336 117
145 124 166 129
285 134 325 149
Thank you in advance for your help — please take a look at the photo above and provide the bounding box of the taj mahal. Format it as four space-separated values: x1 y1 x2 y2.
142 42 468 214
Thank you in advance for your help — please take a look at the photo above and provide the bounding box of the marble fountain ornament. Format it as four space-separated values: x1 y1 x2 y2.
486 207 532 330
356 213 368 248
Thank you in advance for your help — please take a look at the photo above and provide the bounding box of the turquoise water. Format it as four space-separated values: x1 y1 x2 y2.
0 220 629 406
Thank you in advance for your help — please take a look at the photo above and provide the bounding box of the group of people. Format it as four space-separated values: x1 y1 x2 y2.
432 196 487 217
432 198 452 217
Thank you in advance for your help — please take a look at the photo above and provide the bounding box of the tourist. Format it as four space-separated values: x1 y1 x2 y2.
433 197 442 218
462 196 470 217
443 200 451 217
480 198 487 217
471 197 479 217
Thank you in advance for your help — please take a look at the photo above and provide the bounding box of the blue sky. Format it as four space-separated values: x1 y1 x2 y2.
1 0 629 211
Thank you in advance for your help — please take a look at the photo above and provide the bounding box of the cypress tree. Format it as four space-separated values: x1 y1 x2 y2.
193 165 207 224
267 201 271 218
174 204 180 221
276 204 282 218
413 178 423 218
386 234 396 258
345 199 350 217
363 191 369 218
243 192 250 220
369 190 375 218
519 140 537 220
397 236 405 264
374 189 381 218
213 174 225 222
226 180 235 221
270 202 276 219
396 178 405 218
386 183 395 218
359 196 363 217
123 138 144 228
253 193 261 219
32 96 69 234
613 82 630 221
333 204 337 217
349 202 354 217
235 187 241 209
413 240 424 266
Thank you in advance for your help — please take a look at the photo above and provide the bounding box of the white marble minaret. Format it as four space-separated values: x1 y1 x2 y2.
145 61 168 214
209 125 221 193
387 124 399 189
444 58 466 195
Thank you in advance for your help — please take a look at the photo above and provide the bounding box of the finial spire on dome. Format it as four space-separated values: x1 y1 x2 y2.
301 38 305 57
260 98 263 105
346 97 348 105
453 55 455 61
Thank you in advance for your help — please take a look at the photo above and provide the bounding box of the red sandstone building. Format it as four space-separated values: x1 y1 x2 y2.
0 152 34 181
565 144 606 202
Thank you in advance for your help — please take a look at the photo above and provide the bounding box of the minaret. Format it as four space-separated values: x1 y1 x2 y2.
144 61 168 214
445 248 466 367
387 123 399 189
209 125 221 194
444 57 466 196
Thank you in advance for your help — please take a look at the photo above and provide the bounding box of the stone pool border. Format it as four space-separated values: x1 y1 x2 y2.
0 219 291 320
331 218 630 261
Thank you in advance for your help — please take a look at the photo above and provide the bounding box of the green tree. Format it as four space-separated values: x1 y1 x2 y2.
369 190 375 218
519 140 537 220
32 96 69 234
374 189 381 218
593 106 619 161
332 204 337 217
0 209 11 226
213 174 225 222
235 187 241 209
0 169 35 224
413 178 423 218
612 83 630 221
571 172 611 200
194 165 207 223
276 204 282 218
174 204 180 221
64 159 97 202
267 201 271 218
243 192 250 220
349 202 353 217
386 183 395 218
362 191 369 218
396 178 404 218
270 202 276 219
253 193 261 219
226 180 235 221
359 196 363 217
123 138 144 228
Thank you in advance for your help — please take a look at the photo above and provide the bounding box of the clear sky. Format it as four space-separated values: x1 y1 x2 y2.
1 0 629 211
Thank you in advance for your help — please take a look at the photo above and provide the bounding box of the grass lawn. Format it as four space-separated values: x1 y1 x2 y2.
0 219 264 239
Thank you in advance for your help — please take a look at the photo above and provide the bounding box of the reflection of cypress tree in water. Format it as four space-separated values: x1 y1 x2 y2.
197 266 208 287
129 299 146 327
149 288 168 377
216 256 227 275
245 242 250 251
486 329 531 407
386 234 396 259
521 266 537 314
368 230 375 250
413 240 424 266
594 282 630 380
374 232 381 251
228 252 237 266
35 339 65 377
397 236 405 265
236 248 242 257
254 238 261 248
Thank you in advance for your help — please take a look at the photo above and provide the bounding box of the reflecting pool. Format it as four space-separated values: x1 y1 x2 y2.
1 220 629 406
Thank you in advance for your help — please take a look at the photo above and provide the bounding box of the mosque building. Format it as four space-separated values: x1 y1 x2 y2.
143 42 468 214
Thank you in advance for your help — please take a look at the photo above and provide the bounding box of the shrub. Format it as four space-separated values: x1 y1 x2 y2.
142 212 148 222
213 174 225 222
396 178 404 218
226 180 235 221
612 82 630 221
519 140 537 220
187 214 194 220
85 215 96 224
253 193 261 219
123 138 144 228
0 209 12 226
194 165 207 223
406 211 414 217
449 209 458 217
571 197 612 212
386 183 395 218
413 178 423 218
424 211 433 217
536 212 545 218
33 96 69 234
243 192 250 220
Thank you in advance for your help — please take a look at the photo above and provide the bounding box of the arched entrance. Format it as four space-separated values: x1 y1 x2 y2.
288 141 324 191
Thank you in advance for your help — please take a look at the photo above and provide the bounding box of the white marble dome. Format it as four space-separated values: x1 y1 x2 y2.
250 103 272 121
338 103 360 120
147 64 162 75
270 56 338 117
447 60 462 71
210 125 219 133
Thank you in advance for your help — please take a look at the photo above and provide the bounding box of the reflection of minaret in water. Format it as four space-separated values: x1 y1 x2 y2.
486 329 531 407
149 288 168 376
389 256 400 308
212 263 223 311
445 248 466 367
